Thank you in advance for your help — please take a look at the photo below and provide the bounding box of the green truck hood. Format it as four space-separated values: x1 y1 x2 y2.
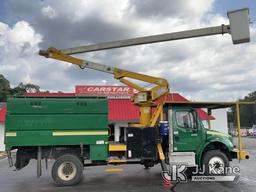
206 130 234 149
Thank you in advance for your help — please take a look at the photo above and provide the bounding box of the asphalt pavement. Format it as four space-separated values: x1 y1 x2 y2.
0 137 255 192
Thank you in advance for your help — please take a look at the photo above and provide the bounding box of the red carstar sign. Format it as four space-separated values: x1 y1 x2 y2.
75 86 134 96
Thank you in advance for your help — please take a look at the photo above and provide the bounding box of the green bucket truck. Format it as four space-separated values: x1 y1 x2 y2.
4 8 253 186
5 97 251 186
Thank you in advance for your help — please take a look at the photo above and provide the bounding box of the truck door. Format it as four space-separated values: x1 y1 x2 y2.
171 108 202 152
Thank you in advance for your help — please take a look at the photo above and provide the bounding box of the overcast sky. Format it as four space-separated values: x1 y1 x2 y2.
0 0 255 101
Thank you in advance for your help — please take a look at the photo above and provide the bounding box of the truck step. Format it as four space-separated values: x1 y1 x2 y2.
109 143 127 152
169 152 196 166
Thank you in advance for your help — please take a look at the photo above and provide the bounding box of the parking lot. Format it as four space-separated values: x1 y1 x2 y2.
0 137 255 192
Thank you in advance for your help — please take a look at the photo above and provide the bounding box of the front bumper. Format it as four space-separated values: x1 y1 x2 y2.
231 148 249 160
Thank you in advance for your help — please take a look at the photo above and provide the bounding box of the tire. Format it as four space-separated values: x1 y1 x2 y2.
52 154 84 186
202 150 229 175
144 165 150 169
143 160 154 169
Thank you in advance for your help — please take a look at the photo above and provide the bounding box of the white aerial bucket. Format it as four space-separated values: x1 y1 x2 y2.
228 8 250 44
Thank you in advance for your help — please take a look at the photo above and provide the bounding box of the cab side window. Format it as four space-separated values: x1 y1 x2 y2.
176 111 195 129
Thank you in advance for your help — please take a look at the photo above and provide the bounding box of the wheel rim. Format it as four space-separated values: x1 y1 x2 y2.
208 156 225 174
57 161 77 181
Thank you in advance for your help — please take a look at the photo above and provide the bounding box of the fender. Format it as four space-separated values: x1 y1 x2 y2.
196 139 233 167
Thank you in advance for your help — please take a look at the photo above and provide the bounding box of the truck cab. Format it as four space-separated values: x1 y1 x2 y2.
161 102 249 175
114 102 249 175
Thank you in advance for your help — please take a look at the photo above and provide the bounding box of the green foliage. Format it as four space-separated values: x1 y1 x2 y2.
239 91 256 127
0 74 40 102
0 74 11 102
228 91 256 127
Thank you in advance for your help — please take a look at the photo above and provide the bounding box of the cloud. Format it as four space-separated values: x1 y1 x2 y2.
126 0 214 21
0 20 75 91
0 21 42 61
0 21 41 83
1 0 256 101
7 0 134 49
41 5 57 19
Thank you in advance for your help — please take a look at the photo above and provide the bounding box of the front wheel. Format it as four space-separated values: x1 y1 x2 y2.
202 150 229 175
52 154 84 186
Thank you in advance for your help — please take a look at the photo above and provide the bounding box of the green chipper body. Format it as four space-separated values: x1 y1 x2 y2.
5 96 109 161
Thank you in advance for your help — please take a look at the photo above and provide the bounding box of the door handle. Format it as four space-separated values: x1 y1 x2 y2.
173 131 179 140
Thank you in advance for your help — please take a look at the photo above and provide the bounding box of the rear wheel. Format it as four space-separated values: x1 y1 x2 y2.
52 154 84 186
202 150 229 175
143 160 154 169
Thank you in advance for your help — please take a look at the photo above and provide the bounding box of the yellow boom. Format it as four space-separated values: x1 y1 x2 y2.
39 8 250 127
39 47 169 127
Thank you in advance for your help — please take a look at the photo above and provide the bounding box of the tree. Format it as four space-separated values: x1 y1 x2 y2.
9 83 26 96
239 91 256 127
0 74 11 102
0 74 40 102
10 83 40 97
228 91 256 128
16 83 40 93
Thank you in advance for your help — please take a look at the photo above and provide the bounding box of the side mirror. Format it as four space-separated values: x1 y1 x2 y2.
192 110 198 133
